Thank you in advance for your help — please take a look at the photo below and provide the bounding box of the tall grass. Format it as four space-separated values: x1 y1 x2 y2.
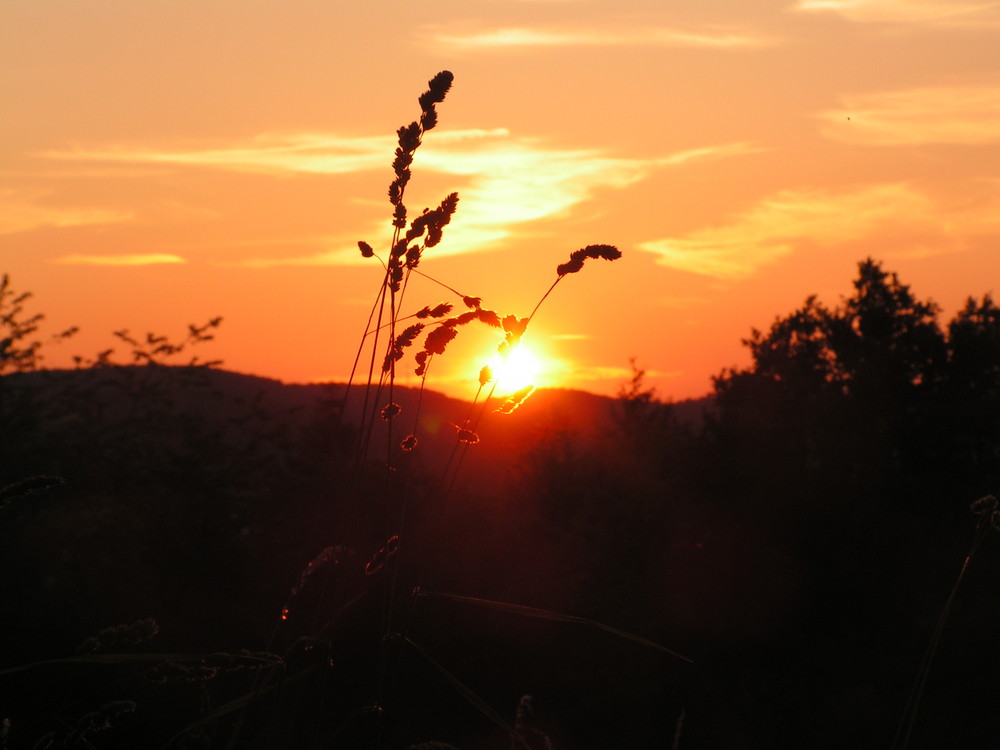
891 494 1000 750
0 72 698 750
270 70 694 748
4 81 995 742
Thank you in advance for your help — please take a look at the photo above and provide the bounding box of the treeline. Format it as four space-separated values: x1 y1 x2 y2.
712 257 1000 511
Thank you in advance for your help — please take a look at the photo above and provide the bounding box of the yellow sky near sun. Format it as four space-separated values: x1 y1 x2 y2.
2 0 999 400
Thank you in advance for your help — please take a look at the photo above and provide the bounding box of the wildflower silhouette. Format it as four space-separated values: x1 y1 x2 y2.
293 71 632 748
350 70 621 423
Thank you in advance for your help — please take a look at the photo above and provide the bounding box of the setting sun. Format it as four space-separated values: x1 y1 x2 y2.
483 344 544 395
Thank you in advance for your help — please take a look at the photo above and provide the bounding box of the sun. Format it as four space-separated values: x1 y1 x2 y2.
483 343 545 395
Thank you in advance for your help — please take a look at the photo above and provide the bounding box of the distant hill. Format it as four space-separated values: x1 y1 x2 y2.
1 365 712 488
6 365 998 750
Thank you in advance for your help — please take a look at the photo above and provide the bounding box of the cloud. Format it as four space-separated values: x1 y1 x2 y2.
271 140 756 265
224 136 646 265
638 183 940 279
50 254 187 266
817 84 1000 145
405 138 731 257
43 131 419 176
657 143 767 166
72 130 754 266
792 0 1000 25
0 188 132 235
422 24 775 50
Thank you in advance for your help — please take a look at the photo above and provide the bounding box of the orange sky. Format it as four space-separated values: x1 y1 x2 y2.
3 0 999 401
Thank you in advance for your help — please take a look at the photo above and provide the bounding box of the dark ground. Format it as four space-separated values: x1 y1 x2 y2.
1 365 998 749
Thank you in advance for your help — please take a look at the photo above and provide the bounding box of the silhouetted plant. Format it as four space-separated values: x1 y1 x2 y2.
709 257 991 505
71 317 223 369
0 275 78 469
892 492 1000 750
0 273 77 376
346 75 621 530
349 72 619 437
265 71 701 750
2 73 708 750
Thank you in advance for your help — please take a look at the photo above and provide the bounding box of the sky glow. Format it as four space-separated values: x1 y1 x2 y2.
2 0 998 400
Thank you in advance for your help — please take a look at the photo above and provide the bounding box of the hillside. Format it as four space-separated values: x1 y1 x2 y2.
2 363 997 749
0 365 715 748
0 365 709 490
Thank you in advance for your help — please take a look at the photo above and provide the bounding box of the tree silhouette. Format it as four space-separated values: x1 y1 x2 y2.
944 293 1000 475
709 258 986 514
0 273 77 375
833 259 945 393
698 260 1000 749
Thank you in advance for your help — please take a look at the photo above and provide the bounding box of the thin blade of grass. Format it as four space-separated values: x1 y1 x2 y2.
401 636 531 749
414 590 694 664
891 519 993 750
161 662 320 749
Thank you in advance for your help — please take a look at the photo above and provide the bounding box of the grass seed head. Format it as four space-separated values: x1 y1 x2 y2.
557 244 622 276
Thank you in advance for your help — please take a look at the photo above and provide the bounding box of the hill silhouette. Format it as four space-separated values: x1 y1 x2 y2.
0 365 715 747
0 365 708 494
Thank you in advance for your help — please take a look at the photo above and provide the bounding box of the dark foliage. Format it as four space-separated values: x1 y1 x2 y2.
697 258 1000 747
712 258 998 507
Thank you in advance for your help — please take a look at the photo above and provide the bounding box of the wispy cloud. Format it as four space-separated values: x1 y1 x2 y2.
818 84 1000 145
422 24 775 50
638 183 942 279
50 254 187 266
58 130 755 266
43 131 421 176
0 188 132 235
659 143 767 165
227 136 648 266
241 140 760 266
792 0 1000 25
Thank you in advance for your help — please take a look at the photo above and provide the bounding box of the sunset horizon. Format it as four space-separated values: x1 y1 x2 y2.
3 0 999 402
5 4 1000 744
